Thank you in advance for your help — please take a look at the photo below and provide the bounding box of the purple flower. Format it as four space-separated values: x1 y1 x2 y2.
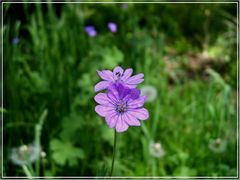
85 26 97 37
94 66 144 92
12 37 20 45
94 83 149 132
108 22 117 33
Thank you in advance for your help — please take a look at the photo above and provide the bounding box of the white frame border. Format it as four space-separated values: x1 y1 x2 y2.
1 1 239 179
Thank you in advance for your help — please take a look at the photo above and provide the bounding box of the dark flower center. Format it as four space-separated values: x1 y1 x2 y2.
115 71 123 79
115 102 128 114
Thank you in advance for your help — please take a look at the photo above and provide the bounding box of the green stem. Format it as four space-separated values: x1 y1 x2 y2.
152 158 157 176
110 130 117 176
35 124 40 176
22 165 32 178
35 109 48 176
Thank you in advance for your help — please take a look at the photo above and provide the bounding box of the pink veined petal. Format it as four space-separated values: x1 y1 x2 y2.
124 84 137 89
97 70 114 81
121 88 139 102
115 115 129 133
129 108 149 120
105 113 118 128
121 68 133 81
128 96 147 108
130 88 141 100
107 84 120 102
94 93 113 106
94 81 110 92
122 113 141 126
95 105 115 117
118 84 131 99
126 73 144 85
113 66 124 75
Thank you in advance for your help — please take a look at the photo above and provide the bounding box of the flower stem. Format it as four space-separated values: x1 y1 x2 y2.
22 165 32 178
35 109 48 176
110 130 117 176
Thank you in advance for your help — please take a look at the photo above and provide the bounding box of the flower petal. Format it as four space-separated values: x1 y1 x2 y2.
124 84 137 89
105 113 118 128
116 115 129 133
121 68 133 81
107 83 128 102
118 84 131 99
129 108 149 120
128 96 147 108
94 81 110 92
95 105 115 117
94 93 113 106
130 88 141 100
123 113 141 126
107 84 119 102
97 70 114 81
109 83 133 101
113 66 124 75
126 73 144 85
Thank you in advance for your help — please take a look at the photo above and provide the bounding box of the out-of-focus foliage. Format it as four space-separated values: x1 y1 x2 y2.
50 139 85 166
3 2 237 177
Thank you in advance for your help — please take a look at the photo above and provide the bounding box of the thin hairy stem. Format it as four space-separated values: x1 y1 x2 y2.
110 130 117 176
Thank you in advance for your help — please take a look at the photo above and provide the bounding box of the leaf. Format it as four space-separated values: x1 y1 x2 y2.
102 46 123 68
96 162 109 176
60 112 83 141
173 166 197 176
100 126 114 146
29 72 49 93
50 139 85 166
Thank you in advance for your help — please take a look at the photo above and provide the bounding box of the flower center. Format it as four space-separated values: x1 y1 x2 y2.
115 71 124 81
115 102 128 114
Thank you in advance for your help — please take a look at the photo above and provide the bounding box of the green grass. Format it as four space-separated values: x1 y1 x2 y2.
3 2 237 177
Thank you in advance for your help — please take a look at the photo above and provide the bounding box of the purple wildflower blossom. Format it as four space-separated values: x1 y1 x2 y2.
85 26 97 37
94 66 144 92
94 83 149 132
108 22 117 33
12 37 20 45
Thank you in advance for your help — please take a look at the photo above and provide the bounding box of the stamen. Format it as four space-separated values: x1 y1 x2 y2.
115 102 128 114
115 71 122 78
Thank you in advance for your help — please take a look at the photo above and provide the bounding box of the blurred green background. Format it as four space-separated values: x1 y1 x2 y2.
2 1 237 177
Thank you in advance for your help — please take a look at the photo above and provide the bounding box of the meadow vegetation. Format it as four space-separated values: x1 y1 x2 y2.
2 2 237 177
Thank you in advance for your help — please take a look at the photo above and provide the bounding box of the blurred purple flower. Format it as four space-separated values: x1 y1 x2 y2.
12 37 20 45
108 22 117 33
94 83 149 132
94 66 144 92
85 26 97 37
